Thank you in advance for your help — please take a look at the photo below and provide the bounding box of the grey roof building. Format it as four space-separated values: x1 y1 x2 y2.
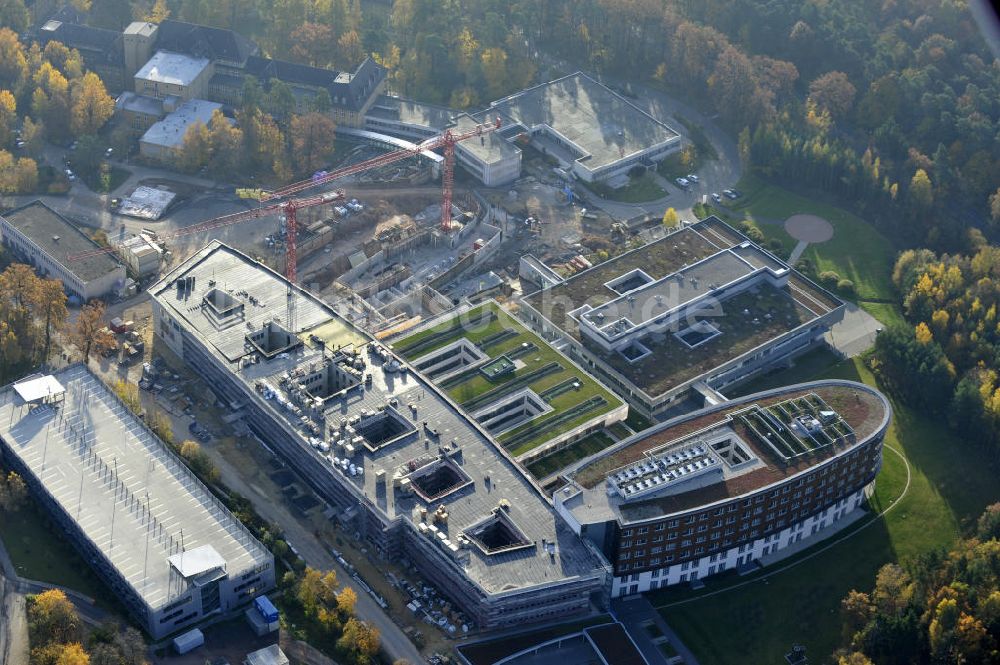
0 365 275 639
0 200 126 302
150 242 608 629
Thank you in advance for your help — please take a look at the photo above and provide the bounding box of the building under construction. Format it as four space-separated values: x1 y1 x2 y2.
0 365 275 640
149 241 607 629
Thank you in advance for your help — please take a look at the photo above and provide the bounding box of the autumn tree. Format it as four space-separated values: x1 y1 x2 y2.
0 28 28 90
290 22 335 67
178 440 220 482
0 88 15 148
808 71 857 120
336 30 365 68
480 48 509 100
115 626 147 665
908 169 934 210
55 643 90 665
70 72 115 137
28 589 80 646
240 108 290 181
71 301 114 361
336 585 357 616
266 79 295 121
297 567 338 613
42 42 83 80
143 0 170 22
289 112 336 176
337 618 380 664
0 150 38 193
21 116 44 157
32 62 70 141
661 207 679 228
0 0 29 32
178 120 211 173
33 277 68 361
0 470 27 511
206 110 243 176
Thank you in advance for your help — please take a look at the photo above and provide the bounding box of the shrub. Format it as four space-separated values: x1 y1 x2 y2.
818 270 841 288
738 220 765 243
837 278 856 296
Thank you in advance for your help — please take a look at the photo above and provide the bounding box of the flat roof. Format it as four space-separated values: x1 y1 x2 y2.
116 91 164 117
581 250 764 331
141 99 224 149
135 50 210 87
561 381 890 524
150 243 605 595
522 217 842 399
0 365 271 611
0 200 123 283
13 375 65 402
368 95 455 131
489 72 679 173
454 113 520 165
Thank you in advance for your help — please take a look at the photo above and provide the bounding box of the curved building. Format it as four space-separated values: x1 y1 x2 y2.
554 380 890 597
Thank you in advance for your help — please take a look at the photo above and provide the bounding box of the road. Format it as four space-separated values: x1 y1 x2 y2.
0 573 29 665
206 445 427 665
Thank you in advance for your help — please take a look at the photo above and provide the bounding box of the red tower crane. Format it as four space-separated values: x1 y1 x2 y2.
69 117 503 284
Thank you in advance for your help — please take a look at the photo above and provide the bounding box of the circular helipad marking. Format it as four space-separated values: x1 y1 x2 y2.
784 214 833 243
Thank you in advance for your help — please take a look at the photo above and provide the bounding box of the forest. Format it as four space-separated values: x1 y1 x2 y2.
835 503 1000 664
3 0 998 239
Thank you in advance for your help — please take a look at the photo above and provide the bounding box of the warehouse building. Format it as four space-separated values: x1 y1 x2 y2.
556 380 890 597
366 72 681 188
0 365 275 639
519 217 845 419
0 200 126 302
150 242 608 629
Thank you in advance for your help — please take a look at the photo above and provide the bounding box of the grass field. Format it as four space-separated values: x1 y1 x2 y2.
585 171 667 203
0 500 112 604
655 357 998 664
712 175 904 326
395 303 623 460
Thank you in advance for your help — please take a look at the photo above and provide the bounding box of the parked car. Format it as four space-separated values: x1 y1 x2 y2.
675 177 690 188
711 192 722 203
64 168 75 181
723 189 738 199
105 147 114 158
686 174 699 183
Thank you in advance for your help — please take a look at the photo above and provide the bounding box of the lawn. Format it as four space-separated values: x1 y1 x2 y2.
654 357 999 664
0 499 113 604
526 431 616 479
724 346 843 398
395 303 623 461
79 165 131 194
585 172 667 203
724 175 899 313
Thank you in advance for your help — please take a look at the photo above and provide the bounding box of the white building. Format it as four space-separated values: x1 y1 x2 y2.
0 365 275 639
366 73 681 188
488 73 681 185
134 50 212 100
0 200 126 302
139 98 226 161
